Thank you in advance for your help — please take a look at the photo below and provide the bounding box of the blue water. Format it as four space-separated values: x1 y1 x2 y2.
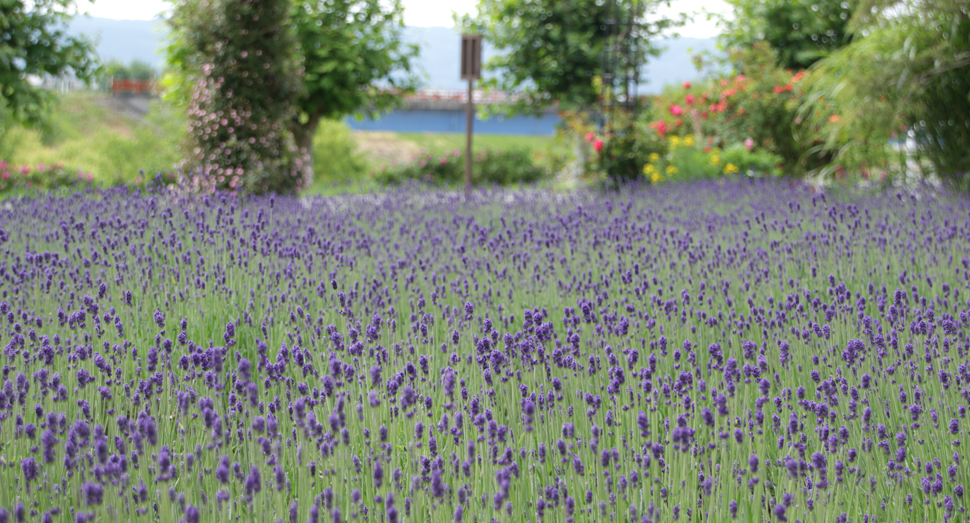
345 109 560 136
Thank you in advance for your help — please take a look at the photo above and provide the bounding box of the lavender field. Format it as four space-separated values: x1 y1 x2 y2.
0 180 969 523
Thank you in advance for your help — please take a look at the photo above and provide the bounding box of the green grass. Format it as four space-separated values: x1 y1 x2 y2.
396 132 553 157
0 91 557 194
1 91 185 182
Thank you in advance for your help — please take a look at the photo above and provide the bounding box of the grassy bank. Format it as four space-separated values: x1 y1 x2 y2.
0 91 555 193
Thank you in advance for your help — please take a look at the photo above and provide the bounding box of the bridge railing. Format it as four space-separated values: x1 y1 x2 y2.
111 79 160 95
399 89 538 105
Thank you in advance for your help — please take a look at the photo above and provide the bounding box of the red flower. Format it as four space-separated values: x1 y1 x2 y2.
593 139 604 153
670 105 684 116
682 81 692 89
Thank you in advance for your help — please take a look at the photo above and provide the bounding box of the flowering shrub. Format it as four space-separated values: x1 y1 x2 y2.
640 136 783 184
373 148 546 186
532 109 598 181
0 161 95 194
644 44 832 176
169 0 308 195
587 108 666 186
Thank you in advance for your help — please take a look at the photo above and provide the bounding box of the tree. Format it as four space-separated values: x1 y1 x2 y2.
798 0 969 184
100 59 130 79
456 0 686 116
0 0 99 128
718 0 856 71
288 0 419 177
163 0 420 186
166 0 307 195
126 60 156 81
98 59 157 86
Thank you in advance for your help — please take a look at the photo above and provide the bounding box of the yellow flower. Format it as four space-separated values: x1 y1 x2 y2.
666 165 678 175
723 163 739 174
643 164 656 175
711 155 720 166
651 171 662 184
683 135 695 147
648 152 660 162
669 135 680 149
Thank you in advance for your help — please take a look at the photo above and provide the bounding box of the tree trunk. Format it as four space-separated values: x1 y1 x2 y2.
563 131 588 187
292 112 321 190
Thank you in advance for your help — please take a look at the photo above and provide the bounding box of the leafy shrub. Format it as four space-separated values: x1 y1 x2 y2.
374 148 545 186
168 0 308 195
719 143 784 177
640 136 783 184
310 119 368 185
596 117 667 185
643 43 828 176
798 5 970 186
0 161 95 194
534 110 598 182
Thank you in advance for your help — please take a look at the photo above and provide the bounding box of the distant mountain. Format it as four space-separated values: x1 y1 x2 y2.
64 16 723 94
66 16 169 71
403 27 723 94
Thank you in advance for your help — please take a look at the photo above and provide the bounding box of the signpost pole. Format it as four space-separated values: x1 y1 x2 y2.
461 34 481 199
465 77 473 196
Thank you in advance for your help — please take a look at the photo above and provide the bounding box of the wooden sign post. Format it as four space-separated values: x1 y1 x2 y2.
460 34 482 196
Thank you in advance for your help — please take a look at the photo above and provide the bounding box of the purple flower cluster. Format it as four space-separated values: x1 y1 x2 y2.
0 180 967 522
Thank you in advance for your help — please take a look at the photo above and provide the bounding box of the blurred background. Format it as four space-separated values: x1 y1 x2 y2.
0 0 965 194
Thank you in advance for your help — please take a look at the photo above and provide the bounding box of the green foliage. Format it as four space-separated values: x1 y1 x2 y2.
288 0 420 182
166 0 307 195
713 44 822 173
719 0 855 70
798 0 970 184
457 0 685 116
719 143 785 177
96 100 185 180
165 0 420 186
374 149 545 186
0 0 100 132
596 117 666 185
0 160 94 194
99 59 157 81
533 110 598 183
643 43 827 176
0 100 21 161
292 0 419 123
663 137 721 181
638 137 783 184
396 133 553 158
309 118 369 185
1 92 184 182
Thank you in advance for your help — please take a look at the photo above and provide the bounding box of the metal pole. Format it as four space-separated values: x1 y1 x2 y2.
465 78 473 196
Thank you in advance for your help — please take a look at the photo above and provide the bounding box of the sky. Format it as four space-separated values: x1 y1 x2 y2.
80 0 733 39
